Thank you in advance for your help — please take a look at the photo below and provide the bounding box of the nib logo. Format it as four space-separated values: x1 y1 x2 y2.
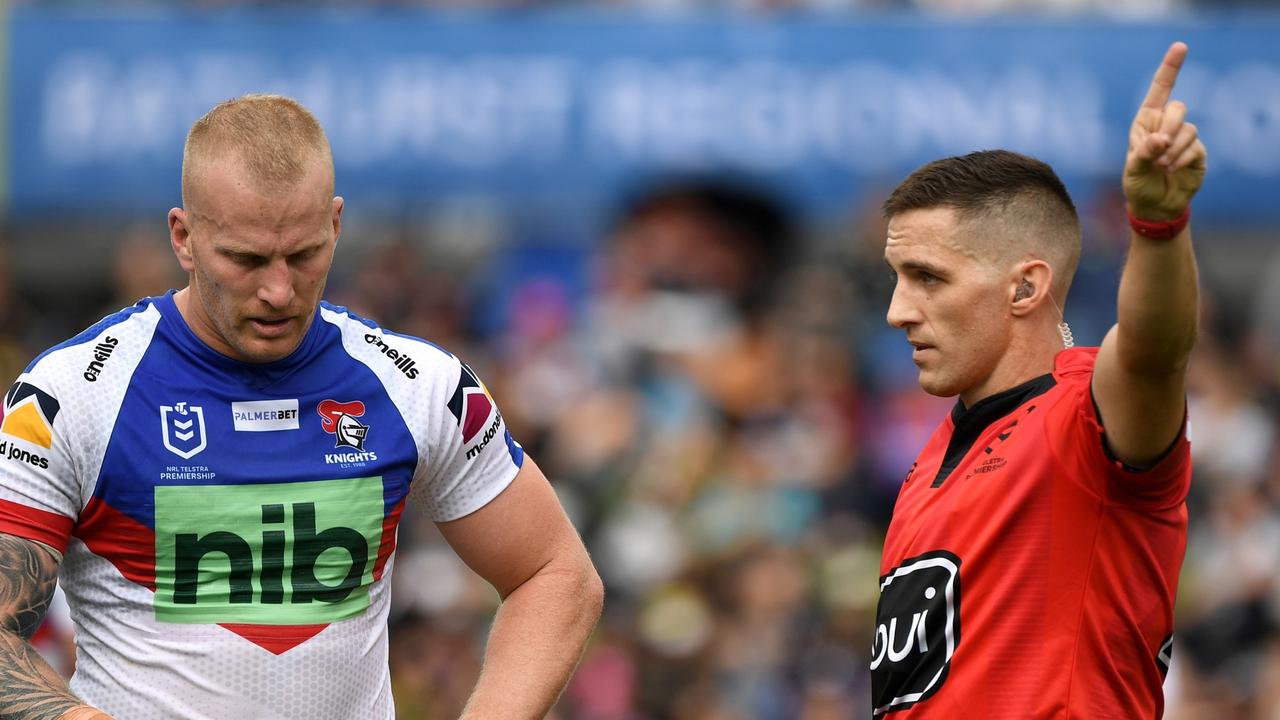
152 476 388 653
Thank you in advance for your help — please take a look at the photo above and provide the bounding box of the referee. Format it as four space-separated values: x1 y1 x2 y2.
873 42 1204 717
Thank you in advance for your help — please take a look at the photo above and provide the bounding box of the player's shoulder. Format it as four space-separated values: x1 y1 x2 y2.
20 297 165 389
4 297 165 452
317 301 462 384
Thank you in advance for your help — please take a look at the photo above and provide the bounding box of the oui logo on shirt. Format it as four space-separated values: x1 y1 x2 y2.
871 550 962 715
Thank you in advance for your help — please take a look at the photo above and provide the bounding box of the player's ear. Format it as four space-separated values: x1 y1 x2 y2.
331 196 344 245
1009 260 1053 317
169 208 196 273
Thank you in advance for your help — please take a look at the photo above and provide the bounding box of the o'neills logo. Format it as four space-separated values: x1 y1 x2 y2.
82 336 119 382
363 334 419 380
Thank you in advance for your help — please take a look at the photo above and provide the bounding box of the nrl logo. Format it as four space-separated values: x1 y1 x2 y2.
161 402 207 460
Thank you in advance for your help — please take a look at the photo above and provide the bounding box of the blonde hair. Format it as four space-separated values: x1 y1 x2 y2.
181 94 333 209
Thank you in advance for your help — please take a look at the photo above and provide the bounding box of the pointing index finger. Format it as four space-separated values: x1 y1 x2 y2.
1141 41 1188 110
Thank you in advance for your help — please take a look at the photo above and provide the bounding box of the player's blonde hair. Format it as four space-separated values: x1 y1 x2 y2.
181 94 333 209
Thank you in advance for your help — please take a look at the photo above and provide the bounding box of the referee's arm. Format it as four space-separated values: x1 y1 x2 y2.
1093 41 1206 468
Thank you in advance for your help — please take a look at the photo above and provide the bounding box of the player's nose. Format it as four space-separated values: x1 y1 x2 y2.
257 257 296 309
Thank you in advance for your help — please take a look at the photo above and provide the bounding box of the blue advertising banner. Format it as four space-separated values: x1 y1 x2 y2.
7 8 1279 221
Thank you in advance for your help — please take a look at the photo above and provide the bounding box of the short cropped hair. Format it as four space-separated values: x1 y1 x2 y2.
182 94 332 208
883 150 1081 300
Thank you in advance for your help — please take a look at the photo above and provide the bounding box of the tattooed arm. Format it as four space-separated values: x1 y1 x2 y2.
0 532 101 720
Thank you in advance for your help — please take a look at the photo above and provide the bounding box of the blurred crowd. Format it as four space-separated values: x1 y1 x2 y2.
7 173 1279 718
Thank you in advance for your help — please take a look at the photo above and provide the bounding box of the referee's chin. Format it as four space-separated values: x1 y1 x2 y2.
916 370 964 400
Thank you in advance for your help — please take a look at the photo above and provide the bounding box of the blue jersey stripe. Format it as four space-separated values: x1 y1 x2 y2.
25 296 161 373
319 301 453 358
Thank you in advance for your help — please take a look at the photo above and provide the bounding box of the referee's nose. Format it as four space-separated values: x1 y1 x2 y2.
886 281 920 330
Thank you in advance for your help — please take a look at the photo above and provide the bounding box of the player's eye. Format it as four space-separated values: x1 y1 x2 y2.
226 252 265 268
289 248 318 264
919 271 941 286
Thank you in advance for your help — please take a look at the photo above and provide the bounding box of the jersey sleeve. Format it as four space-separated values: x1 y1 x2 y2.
411 357 524 522
0 373 81 552
1052 355 1191 510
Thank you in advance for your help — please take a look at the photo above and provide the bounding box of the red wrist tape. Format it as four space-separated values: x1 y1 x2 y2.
1127 206 1190 240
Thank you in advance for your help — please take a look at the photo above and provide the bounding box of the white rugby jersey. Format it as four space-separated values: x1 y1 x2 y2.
0 292 523 719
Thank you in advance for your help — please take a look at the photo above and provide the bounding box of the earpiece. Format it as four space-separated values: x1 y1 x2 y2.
1014 280 1034 302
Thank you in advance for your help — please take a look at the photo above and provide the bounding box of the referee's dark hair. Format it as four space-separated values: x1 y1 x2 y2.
883 149 1082 300
883 149 1077 223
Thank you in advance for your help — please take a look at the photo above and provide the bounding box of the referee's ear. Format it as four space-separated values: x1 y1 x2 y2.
169 207 196 273
1009 260 1053 318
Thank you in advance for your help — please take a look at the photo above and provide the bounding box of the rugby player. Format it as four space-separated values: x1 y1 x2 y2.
0 95 603 719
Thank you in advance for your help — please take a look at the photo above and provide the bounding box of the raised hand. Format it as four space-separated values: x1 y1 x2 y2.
1123 41 1208 221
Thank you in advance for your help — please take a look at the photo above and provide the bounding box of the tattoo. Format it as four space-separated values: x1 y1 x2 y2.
0 535 59 640
0 534 82 719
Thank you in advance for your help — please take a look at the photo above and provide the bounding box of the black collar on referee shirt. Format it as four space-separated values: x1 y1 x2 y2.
930 373 1057 487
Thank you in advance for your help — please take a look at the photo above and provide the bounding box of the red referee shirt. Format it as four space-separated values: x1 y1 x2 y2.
873 347 1190 718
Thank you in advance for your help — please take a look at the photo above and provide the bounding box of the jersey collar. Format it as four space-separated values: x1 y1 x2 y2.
930 373 1058 487
155 290 327 382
